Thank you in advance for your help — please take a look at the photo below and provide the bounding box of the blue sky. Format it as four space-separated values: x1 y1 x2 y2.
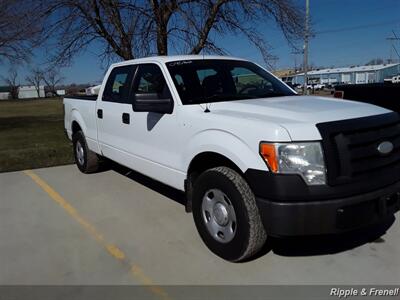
1 0 399 84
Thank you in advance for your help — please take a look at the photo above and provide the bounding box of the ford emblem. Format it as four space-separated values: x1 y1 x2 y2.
377 141 394 155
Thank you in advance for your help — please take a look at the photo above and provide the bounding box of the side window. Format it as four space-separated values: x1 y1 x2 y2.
133 64 171 100
103 65 135 103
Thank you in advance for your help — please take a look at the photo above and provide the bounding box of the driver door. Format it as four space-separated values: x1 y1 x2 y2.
122 63 185 188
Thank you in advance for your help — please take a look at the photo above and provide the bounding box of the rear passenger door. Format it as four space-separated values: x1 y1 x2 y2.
97 65 136 160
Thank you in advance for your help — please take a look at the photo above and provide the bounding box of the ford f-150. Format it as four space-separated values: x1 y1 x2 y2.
64 55 400 262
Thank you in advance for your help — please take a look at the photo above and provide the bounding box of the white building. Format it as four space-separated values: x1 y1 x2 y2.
0 93 9 100
0 86 15 100
0 86 10 100
286 63 400 85
18 85 45 99
0 85 50 100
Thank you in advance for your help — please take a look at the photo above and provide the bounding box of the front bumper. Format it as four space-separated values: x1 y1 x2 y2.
255 180 400 237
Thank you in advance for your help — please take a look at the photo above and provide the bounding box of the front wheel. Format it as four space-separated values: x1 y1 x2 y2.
192 167 267 262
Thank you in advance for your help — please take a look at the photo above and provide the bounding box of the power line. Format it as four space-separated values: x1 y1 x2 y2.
386 30 400 61
392 30 400 41
392 45 400 60
315 19 400 35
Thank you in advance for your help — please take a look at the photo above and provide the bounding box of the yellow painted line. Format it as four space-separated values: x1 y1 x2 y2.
23 169 171 300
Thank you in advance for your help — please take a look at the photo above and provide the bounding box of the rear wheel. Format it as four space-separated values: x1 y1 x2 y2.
72 131 100 173
192 167 267 262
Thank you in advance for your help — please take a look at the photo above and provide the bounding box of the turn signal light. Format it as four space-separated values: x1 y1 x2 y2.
259 143 278 173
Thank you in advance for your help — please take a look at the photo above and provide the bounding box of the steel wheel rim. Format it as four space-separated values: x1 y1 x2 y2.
76 141 85 166
201 189 237 243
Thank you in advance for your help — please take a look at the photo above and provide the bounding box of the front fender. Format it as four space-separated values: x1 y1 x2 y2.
182 129 268 173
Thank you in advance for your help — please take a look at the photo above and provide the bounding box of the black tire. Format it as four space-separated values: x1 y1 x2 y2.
72 131 100 173
192 166 267 262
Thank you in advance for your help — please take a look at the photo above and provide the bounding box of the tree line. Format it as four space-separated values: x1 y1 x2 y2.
2 68 64 98
1 0 304 64
0 0 305 98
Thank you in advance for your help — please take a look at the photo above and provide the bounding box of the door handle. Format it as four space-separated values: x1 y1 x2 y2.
97 109 103 119
122 113 130 124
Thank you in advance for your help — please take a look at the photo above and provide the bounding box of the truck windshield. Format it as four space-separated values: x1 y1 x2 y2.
166 59 296 105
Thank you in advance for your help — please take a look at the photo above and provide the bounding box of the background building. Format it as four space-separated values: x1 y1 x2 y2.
18 86 45 99
0 85 46 100
285 63 400 85
0 86 11 100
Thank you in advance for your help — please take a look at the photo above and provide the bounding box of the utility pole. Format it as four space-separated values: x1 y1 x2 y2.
303 0 310 95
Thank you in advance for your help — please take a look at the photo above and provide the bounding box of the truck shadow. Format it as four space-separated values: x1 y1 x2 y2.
108 161 187 206
251 217 394 260
107 161 395 260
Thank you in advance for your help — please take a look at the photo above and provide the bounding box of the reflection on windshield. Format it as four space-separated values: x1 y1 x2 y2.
166 59 295 105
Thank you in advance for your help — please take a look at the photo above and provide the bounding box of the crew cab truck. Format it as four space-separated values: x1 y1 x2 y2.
64 55 400 262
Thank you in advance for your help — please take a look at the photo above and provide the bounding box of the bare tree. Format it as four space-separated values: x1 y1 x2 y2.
42 69 65 96
0 0 43 63
38 0 304 67
26 68 44 98
40 0 140 66
2 69 19 99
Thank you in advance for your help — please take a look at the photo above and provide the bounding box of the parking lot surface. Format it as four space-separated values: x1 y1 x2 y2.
0 165 399 286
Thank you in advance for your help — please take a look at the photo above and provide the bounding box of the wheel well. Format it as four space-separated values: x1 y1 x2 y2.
187 152 243 184
184 152 243 213
72 121 82 135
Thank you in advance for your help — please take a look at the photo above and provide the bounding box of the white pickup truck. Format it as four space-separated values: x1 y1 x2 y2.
64 55 400 262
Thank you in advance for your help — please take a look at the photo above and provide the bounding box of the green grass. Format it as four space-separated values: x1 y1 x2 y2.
0 99 74 173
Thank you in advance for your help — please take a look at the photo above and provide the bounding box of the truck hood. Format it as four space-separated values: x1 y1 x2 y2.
208 96 391 140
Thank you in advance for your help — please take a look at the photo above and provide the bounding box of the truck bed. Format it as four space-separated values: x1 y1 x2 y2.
63 96 99 153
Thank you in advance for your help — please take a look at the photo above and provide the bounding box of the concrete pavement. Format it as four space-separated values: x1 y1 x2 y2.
0 164 399 286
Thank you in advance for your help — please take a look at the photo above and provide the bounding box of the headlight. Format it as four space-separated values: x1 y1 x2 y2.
260 142 326 185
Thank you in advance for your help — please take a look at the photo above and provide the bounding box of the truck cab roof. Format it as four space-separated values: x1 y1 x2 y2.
110 55 249 68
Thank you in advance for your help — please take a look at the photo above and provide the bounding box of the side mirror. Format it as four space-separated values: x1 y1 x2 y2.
133 93 174 114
